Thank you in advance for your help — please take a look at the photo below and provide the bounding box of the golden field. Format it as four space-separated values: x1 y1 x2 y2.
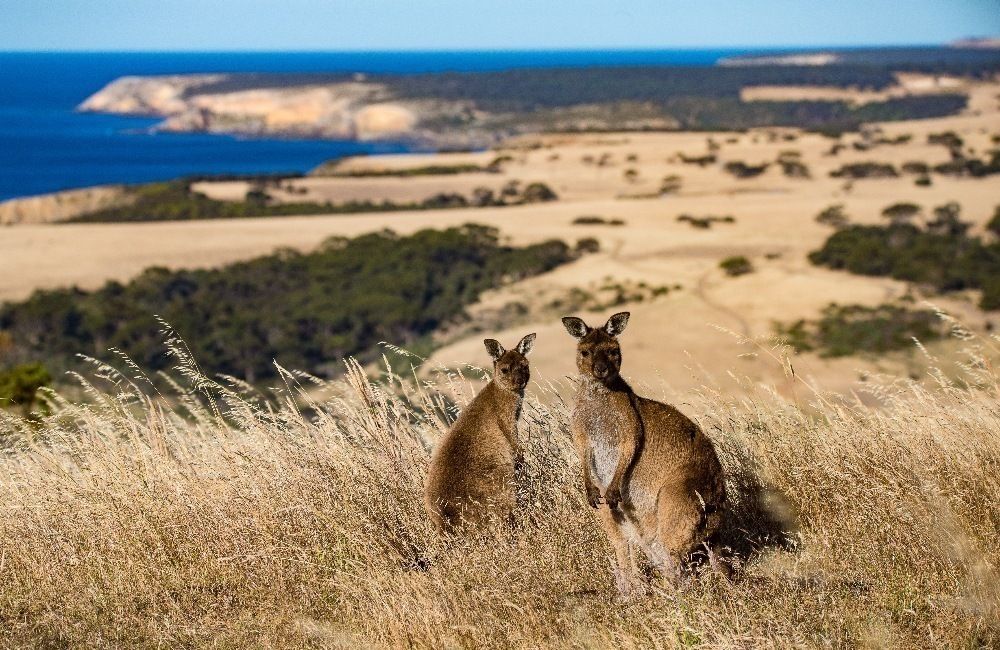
0 328 997 647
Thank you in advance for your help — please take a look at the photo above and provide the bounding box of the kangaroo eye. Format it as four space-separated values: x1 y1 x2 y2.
580 350 590 357
501 367 510 373
610 350 620 357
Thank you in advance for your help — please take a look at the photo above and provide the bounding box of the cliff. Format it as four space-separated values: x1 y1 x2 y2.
0 185 131 226
78 75 492 148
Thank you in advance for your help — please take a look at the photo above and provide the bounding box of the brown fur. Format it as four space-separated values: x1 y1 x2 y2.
424 333 535 533
562 313 727 593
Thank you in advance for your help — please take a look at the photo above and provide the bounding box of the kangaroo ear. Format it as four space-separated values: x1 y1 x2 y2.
484 338 505 361
515 332 536 356
561 316 589 339
604 312 630 337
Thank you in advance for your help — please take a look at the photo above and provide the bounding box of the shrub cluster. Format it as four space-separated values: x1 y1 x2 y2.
0 225 579 382
775 303 942 357
572 216 625 226
69 180 558 223
723 161 769 179
809 204 1000 309
677 214 736 229
829 162 899 179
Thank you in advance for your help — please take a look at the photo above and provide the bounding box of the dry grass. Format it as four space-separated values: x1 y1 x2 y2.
1 326 999 648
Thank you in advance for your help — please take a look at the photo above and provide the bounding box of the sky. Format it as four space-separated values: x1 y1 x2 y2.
1 0 998 51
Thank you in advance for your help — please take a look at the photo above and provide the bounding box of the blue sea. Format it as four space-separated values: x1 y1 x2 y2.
0 50 751 201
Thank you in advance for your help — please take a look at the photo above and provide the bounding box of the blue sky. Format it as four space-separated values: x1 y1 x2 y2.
1 0 997 51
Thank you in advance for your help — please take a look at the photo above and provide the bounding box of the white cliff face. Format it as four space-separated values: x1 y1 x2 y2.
79 76 425 141
78 75 225 116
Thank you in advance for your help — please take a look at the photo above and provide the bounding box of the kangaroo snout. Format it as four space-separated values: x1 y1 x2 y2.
592 359 610 379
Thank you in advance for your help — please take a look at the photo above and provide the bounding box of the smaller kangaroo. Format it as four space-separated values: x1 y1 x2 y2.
561 312 727 593
425 333 536 533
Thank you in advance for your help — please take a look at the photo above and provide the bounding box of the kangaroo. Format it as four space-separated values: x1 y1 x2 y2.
425 333 536 533
561 312 727 594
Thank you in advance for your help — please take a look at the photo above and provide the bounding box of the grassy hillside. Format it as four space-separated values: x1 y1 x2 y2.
0 225 577 382
0 332 997 647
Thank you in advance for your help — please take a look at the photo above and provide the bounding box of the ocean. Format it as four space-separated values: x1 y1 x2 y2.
0 50 752 201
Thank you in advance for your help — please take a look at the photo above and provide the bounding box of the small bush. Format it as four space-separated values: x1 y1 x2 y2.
660 175 682 194
519 182 559 204
829 162 898 179
575 237 601 254
881 202 922 224
677 214 735 229
902 161 930 175
720 255 754 276
723 161 769 179
572 216 624 226
677 153 716 167
816 204 850 229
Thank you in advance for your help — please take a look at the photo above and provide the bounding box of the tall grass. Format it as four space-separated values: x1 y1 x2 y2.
0 326 998 648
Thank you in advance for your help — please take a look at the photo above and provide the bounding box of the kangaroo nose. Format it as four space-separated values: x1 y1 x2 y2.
594 361 608 377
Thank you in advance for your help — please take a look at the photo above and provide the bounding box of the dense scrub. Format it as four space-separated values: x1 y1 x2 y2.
313 162 502 177
0 225 578 382
809 206 1000 309
0 330 997 647
68 179 557 223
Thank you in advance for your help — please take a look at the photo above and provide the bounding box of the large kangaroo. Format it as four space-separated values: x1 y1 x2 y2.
561 312 727 593
425 333 536 533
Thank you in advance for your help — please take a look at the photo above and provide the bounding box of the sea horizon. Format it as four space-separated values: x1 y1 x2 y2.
0 46 973 201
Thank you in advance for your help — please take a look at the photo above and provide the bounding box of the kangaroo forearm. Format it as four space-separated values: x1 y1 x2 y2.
582 452 597 490
608 442 635 491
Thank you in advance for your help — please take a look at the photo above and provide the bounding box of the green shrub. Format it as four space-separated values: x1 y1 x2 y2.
902 161 930 175
723 161 769 179
0 363 50 412
779 159 811 179
927 131 963 149
572 216 624 226
881 202 922 224
776 303 942 357
520 182 558 203
660 175 683 194
720 256 754 276
677 153 716 166
575 237 601 254
829 162 898 179
816 204 850 229
677 214 735 229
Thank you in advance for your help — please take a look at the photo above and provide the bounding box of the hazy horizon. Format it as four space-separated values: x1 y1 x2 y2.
1 43 993 54
2 0 997 52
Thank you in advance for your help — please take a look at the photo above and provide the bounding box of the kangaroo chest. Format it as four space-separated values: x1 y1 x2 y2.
574 391 632 488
